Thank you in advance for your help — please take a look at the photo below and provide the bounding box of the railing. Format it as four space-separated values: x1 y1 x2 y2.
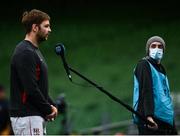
79 119 137 135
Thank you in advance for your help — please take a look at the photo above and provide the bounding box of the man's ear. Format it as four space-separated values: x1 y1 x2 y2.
32 24 39 32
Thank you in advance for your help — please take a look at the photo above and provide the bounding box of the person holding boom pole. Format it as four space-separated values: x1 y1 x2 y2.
133 36 178 135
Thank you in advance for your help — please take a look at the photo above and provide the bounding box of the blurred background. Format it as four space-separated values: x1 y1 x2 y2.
0 0 180 134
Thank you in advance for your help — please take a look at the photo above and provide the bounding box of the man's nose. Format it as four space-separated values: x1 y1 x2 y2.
48 27 51 32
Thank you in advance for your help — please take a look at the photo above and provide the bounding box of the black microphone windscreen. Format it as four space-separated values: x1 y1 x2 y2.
55 43 65 55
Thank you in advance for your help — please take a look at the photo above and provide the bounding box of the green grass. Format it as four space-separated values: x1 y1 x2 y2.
0 19 180 134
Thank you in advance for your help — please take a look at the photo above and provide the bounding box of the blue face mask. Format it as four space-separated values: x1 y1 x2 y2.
149 48 163 60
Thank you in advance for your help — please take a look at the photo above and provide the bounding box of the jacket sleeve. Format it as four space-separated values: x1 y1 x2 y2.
135 60 154 117
16 50 52 116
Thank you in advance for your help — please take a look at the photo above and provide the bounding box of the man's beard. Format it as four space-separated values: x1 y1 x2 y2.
36 32 49 44
37 27 49 43
37 34 47 43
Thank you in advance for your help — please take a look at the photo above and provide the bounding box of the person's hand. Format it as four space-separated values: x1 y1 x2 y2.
46 105 58 121
147 116 158 130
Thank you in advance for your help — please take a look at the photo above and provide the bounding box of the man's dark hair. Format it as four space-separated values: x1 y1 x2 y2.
21 9 50 34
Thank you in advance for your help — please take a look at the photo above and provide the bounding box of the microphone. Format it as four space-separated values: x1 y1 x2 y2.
55 43 72 81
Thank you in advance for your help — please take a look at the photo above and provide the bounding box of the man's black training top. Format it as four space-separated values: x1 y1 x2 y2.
10 40 54 118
